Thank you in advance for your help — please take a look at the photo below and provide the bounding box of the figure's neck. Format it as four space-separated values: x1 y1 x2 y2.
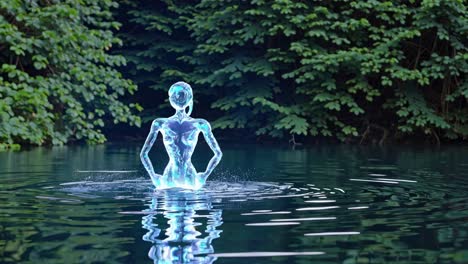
174 110 188 120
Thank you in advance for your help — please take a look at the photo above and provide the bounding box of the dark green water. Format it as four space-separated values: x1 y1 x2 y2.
1 143 467 264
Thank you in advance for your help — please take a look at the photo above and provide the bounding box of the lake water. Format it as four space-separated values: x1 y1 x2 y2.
1 143 467 263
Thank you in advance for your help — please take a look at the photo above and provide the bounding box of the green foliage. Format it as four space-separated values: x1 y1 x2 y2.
120 0 467 143
0 0 141 147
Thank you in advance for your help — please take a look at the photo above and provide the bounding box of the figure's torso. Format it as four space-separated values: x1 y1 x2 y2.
157 116 205 188
161 117 200 163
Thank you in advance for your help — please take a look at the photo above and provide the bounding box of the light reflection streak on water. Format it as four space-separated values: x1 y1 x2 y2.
304 231 360 236
245 222 300 226
241 211 291 216
349 178 399 184
368 173 387 177
334 188 345 193
348 206 369 210
270 217 336 222
375 178 418 183
305 200 336 203
210 252 325 257
296 206 340 211
251 210 272 213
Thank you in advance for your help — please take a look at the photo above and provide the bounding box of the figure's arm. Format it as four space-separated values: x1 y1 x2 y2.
140 119 163 178
200 120 222 179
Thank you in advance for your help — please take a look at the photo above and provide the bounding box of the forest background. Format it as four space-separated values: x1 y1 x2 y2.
0 0 466 149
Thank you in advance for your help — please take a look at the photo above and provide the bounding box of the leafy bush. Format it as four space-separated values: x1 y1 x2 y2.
120 0 467 143
0 0 141 147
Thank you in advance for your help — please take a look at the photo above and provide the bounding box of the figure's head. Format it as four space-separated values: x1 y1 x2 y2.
168 81 193 115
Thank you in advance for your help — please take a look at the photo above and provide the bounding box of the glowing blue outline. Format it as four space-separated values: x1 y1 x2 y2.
140 82 222 190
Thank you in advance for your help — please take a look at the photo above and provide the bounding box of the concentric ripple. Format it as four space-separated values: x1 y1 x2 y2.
58 169 346 202
54 174 352 263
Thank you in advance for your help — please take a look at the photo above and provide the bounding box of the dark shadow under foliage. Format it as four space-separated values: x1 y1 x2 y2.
117 0 467 145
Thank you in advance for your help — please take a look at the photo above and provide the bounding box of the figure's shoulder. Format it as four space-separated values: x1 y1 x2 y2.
152 118 167 127
193 118 211 130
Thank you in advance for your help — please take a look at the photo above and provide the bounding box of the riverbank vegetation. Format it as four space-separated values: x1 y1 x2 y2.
1 0 467 148
0 0 141 149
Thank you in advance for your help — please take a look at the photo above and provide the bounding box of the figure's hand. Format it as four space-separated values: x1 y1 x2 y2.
196 172 208 180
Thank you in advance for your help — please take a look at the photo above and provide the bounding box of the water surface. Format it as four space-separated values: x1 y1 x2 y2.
1 143 467 263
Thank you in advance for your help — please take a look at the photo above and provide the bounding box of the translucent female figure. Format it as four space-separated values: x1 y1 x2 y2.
140 82 222 190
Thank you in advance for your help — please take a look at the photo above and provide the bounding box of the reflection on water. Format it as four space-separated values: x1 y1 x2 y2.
1 144 468 263
142 190 222 263
62 179 341 262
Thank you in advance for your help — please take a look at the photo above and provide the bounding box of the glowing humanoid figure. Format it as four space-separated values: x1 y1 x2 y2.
140 82 222 190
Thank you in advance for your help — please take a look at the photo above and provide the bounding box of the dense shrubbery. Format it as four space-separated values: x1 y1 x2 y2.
0 0 140 149
120 0 467 144
1 0 467 147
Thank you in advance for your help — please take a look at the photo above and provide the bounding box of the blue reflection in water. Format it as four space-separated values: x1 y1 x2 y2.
140 82 222 190
142 189 223 263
